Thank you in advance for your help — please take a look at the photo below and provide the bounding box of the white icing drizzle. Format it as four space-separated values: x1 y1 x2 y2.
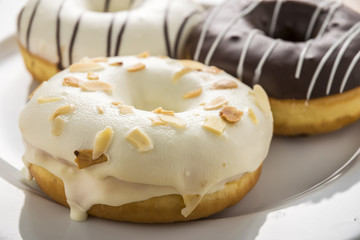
316 0 342 39
236 29 263 79
326 26 360 95
269 0 283 37
295 40 313 79
340 50 360 93
306 22 360 100
305 0 332 40
193 2 226 61
253 39 279 85
204 0 261 66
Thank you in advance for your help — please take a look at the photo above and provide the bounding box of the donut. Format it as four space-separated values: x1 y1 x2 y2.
186 0 360 135
17 0 203 82
19 55 273 223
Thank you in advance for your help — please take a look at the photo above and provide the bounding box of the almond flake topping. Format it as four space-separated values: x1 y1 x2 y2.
111 101 124 106
87 72 99 80
248 108 258 125
205 66 223 74
126 128 153 152
182 88 202 99
159 115 186 128
69 62 105 73
137 51 150 58
212 79 238 89
74 149 108 169
109 61 123 66
151 107 175 116
51 116 66 136
127 63 146 72
204 96 228 110
80 81 114 92
96 105 105 114
49 104 76 121
91 57 108 63
220 106 243 123
119 105 134 114
203 115 226 135
37 96 62 104
149 116 167 126
253 84 271 114
172 67 194 82
93 126 113 160
179 60 204 71
63 77 83 87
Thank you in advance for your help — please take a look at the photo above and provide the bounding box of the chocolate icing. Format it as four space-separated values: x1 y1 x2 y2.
186 0 360 99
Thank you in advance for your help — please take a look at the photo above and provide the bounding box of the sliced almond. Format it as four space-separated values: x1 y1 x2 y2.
80 81 114 92
172 67 194 82
205 66 223 74
151 107 175 116
248 108 258 125
49 104 76 120
127 63 146 72
212 79 238 89
63 76 82 87
109 61 123 66
182 88 202 99
119 105 134 114
179 60 204 71
159 114 186 128
149 116 167 126
203 115 226 135
74 149 108 169
204 96 228 110
111 101 124 106
96 105 105 114
126 127 153 152
51 116 67 136
93 126 113 160
91 57 108 63
220 106 243 123
137 51 150 58
87 72 99 80
37 96 62 104
253 84 271 114
69 62 104 73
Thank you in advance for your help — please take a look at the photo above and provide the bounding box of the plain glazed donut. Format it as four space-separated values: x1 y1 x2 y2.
19 55 273 223
17 0 203 82
186 0 360 135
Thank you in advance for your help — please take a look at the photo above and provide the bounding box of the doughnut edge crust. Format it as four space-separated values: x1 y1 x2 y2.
29 163 262 223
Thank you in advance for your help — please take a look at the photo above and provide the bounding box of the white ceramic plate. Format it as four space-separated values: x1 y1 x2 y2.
1 2 360 239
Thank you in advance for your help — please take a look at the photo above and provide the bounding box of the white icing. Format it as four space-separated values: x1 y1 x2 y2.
305 0 332 40
326 26 360 95
193 1 226 61
253 39 279 85
18 0 203 66
236 29 263 79
316 1 342 39
295 40 313 79
340 50 360 93
269 0 283 37
306 22 360 100
204 0 260 66
19 56 273 220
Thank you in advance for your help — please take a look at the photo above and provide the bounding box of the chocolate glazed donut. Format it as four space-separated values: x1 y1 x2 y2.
186 0 360 135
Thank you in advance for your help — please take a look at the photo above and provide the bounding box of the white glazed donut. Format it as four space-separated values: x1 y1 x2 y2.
19 55 273 222
17 0 203 81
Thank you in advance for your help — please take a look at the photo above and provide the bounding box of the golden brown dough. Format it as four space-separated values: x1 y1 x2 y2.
29 163 262 223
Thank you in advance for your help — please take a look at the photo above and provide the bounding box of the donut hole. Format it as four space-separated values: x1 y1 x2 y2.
113 64 204 113
243 1 329 42
72 0 134 13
